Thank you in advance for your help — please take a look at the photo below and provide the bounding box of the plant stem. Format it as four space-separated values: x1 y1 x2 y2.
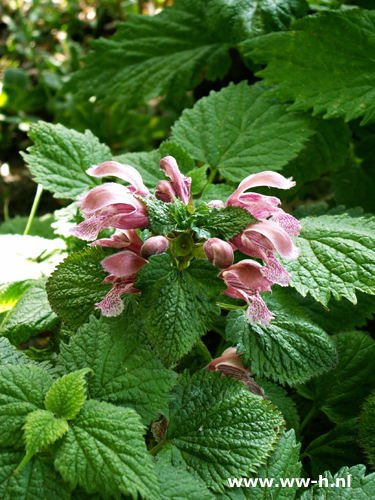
206 168 218 186
217 302 247 311
195 339 212 363
149 438 166 456
24 184 43 236
299 406 317 433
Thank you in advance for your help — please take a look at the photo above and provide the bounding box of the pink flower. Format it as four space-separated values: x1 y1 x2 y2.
90 229 143 255
232 221 299 286
156 156 192 205
203 238 234 269
95 251 147 317
70 160 151 241
220 260 274 325
141 236 170 259
226 171 300 237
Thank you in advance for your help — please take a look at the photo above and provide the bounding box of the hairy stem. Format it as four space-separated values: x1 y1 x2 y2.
24 184 43 236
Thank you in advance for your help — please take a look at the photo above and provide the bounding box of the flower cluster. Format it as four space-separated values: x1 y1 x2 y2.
72 156 300 323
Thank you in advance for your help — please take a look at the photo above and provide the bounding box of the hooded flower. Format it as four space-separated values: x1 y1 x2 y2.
70 161 150 241
220 260 274 325
95 250 147 317
90 229 143 254
155 156 192 205
226 171 301 237
203 238 234 269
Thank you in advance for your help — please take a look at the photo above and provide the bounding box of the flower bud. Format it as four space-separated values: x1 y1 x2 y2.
141 236 170 259
208 199 225 209
154 180 175 203
203 238 234 269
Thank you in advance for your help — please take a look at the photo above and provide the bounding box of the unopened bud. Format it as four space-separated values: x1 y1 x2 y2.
208 199 225 209
203 238 234 269
154 180 175 203
141 236 170 259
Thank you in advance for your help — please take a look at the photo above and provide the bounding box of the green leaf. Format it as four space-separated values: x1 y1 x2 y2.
170 81 314 183
46 247 112 329
45 368 91 420
113 150 162 189
244 10 375 125
257 380 300 432
166 370 284 492
21 121 111 199
199 183 236 205
192 204 257 240
0 338 32 366
136 254 225 366
283 213 375 306
0 214 56 239
57 313 177 424
142 195 184 236
296 331 375 424
155 446 215 500
224 430 301 499
331 162 375 214
305 419 364 478
0 450 71 500
301 465 375 499
18 410 68 470
225 288 338 385
0 365 53 448
54 400 159 499
0 279 59 345
188 165 207 195
358 390 375 468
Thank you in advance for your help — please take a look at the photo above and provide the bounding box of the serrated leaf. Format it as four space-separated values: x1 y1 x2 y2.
301 465 375 499
0 365 53 448
46 247 112 329
155 446 215 500
21 122 111 199
225 288 338 385
170 81 314 183
0 450 71 500
113 150 162 189
18 410 68 470
331 162 375 214
45 368 91 420
359 391 375 468
244 10 375 125
199 183 236 205
54 400 159 499
0 279 59 345
142 196 183 236
283 213 375 306
296 331 375 424
0 337 31 366
224 430 301 499
193 204 257 240
257 380 300 432
305 419 364 478
166 370 284 492
136 254 225 366
57 313 177 424
187 165 207 195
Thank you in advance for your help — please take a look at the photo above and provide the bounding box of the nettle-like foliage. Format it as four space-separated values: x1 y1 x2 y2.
2 0 375 499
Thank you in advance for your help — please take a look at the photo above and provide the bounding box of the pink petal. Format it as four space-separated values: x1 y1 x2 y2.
87 161 149 196
228 192 282 219
271 212 301 237
95 286 127 317
160 156 191 205
259 252 291 287
154 180 176 203
90 230 143 255
227 171 296 206
245 293 274 326
244 222 300 260
220 260 273 295
78 183 134 213
208 200 225 209
207 347 250 375
203 238 234 269
101 251 147 277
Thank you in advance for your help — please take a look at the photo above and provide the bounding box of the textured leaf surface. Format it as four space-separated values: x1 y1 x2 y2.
0 365 53 448
46 247 112 328
0 279 59 345
359 391 375 468
0 450 71 500
297 331 375 424
283 213 375 306
331 162 375 214
21 122 110 199
224 430 301 499
0 337 33 366
258 380 300 431
18 410 68 469
226 288 338 385
301 465 375 499
170 81 314 182
155 446 215 500
54 400 159 499
244 10 375 124
305 420 364 478
166 371 284 492
45 369 91 420
57 313 177 424
137 254 224 366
